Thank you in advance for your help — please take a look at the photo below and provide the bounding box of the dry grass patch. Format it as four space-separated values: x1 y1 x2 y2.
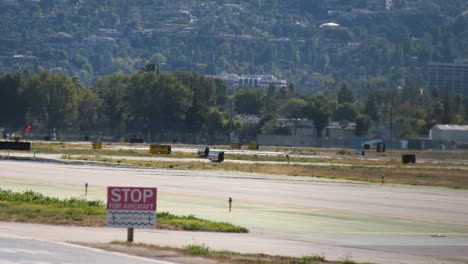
84 241 365 264
69 155 468 189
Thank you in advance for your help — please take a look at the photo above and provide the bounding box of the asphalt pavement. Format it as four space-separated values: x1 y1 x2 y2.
0 234 175 264
1 156 468 264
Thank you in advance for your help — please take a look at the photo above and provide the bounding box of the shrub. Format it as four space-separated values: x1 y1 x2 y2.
184 244 210 256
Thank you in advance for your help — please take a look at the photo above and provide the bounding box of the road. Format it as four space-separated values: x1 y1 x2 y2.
1 159 468 263
0 234 174 264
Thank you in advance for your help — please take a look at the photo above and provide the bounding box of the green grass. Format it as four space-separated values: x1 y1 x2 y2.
0 189 104 207
0 189 106 225
181 243 353 263
158 211 248 233
184 244 210 256
0 189 248 232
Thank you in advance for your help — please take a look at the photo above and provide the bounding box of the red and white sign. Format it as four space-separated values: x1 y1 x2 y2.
107 187 157 211
106 186 157 228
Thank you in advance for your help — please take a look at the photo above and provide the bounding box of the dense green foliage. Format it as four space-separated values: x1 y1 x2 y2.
0 70 467 142
0 71 230 141
0 189 105 225
158 212 248 233
0 189 104 207
0 0 467 91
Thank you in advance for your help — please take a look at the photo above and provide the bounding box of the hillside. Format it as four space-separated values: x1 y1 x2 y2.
1 0 467 91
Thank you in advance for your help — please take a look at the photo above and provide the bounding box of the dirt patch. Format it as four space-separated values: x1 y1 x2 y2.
78 243 221 264
78 242 334 264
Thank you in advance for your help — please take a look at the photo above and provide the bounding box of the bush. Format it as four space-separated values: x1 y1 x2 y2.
0 189 104 207
184 244 210 256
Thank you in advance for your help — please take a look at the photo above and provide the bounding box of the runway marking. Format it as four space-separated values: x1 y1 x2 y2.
0 261 51 264
0 248 54 256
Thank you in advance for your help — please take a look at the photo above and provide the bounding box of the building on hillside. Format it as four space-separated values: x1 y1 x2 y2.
319 22 340 28
208 73 287 89
429 124 468 144
428 59 468 97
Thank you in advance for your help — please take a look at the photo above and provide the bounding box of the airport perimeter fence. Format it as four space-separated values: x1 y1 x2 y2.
5 130 231 145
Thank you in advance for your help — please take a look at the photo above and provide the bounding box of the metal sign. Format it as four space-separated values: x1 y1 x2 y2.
106 187 157 228
149 144 171 154
92 141 102 150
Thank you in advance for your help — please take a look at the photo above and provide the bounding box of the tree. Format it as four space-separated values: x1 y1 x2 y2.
213 79 228 107
355 115 370 137
279 98 306 118
264 83 278 114
139 63 156 73
441 89 457 124
400 81 423 108
23 71 80 132
234 89 265 115
287 82 296 97
150 52 167 66
432 101 445 123
363 93 380 123
303 94 331 137
128 72 192 135
77 89 102 134
337 84 354 104
333 103 358 121
0 73 27 129
175 72 216 133
95 72 130 137
205 62 217 75
205 107 225 135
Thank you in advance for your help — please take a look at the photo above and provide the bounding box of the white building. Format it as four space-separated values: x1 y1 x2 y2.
210 73 287 89
429 125 468 143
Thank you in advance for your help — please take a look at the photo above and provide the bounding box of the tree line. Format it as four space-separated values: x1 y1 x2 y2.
1 70 467 143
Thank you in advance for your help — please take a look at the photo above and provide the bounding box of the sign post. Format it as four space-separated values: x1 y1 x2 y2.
106 187 157 242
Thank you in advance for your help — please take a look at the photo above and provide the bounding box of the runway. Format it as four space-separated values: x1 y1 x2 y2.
1 159 468 263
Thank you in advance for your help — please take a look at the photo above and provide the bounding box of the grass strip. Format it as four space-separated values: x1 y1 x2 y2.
183 244 329 263
68 155 468 189
0 189 248 233
157 212 248 232
31 141 468 163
